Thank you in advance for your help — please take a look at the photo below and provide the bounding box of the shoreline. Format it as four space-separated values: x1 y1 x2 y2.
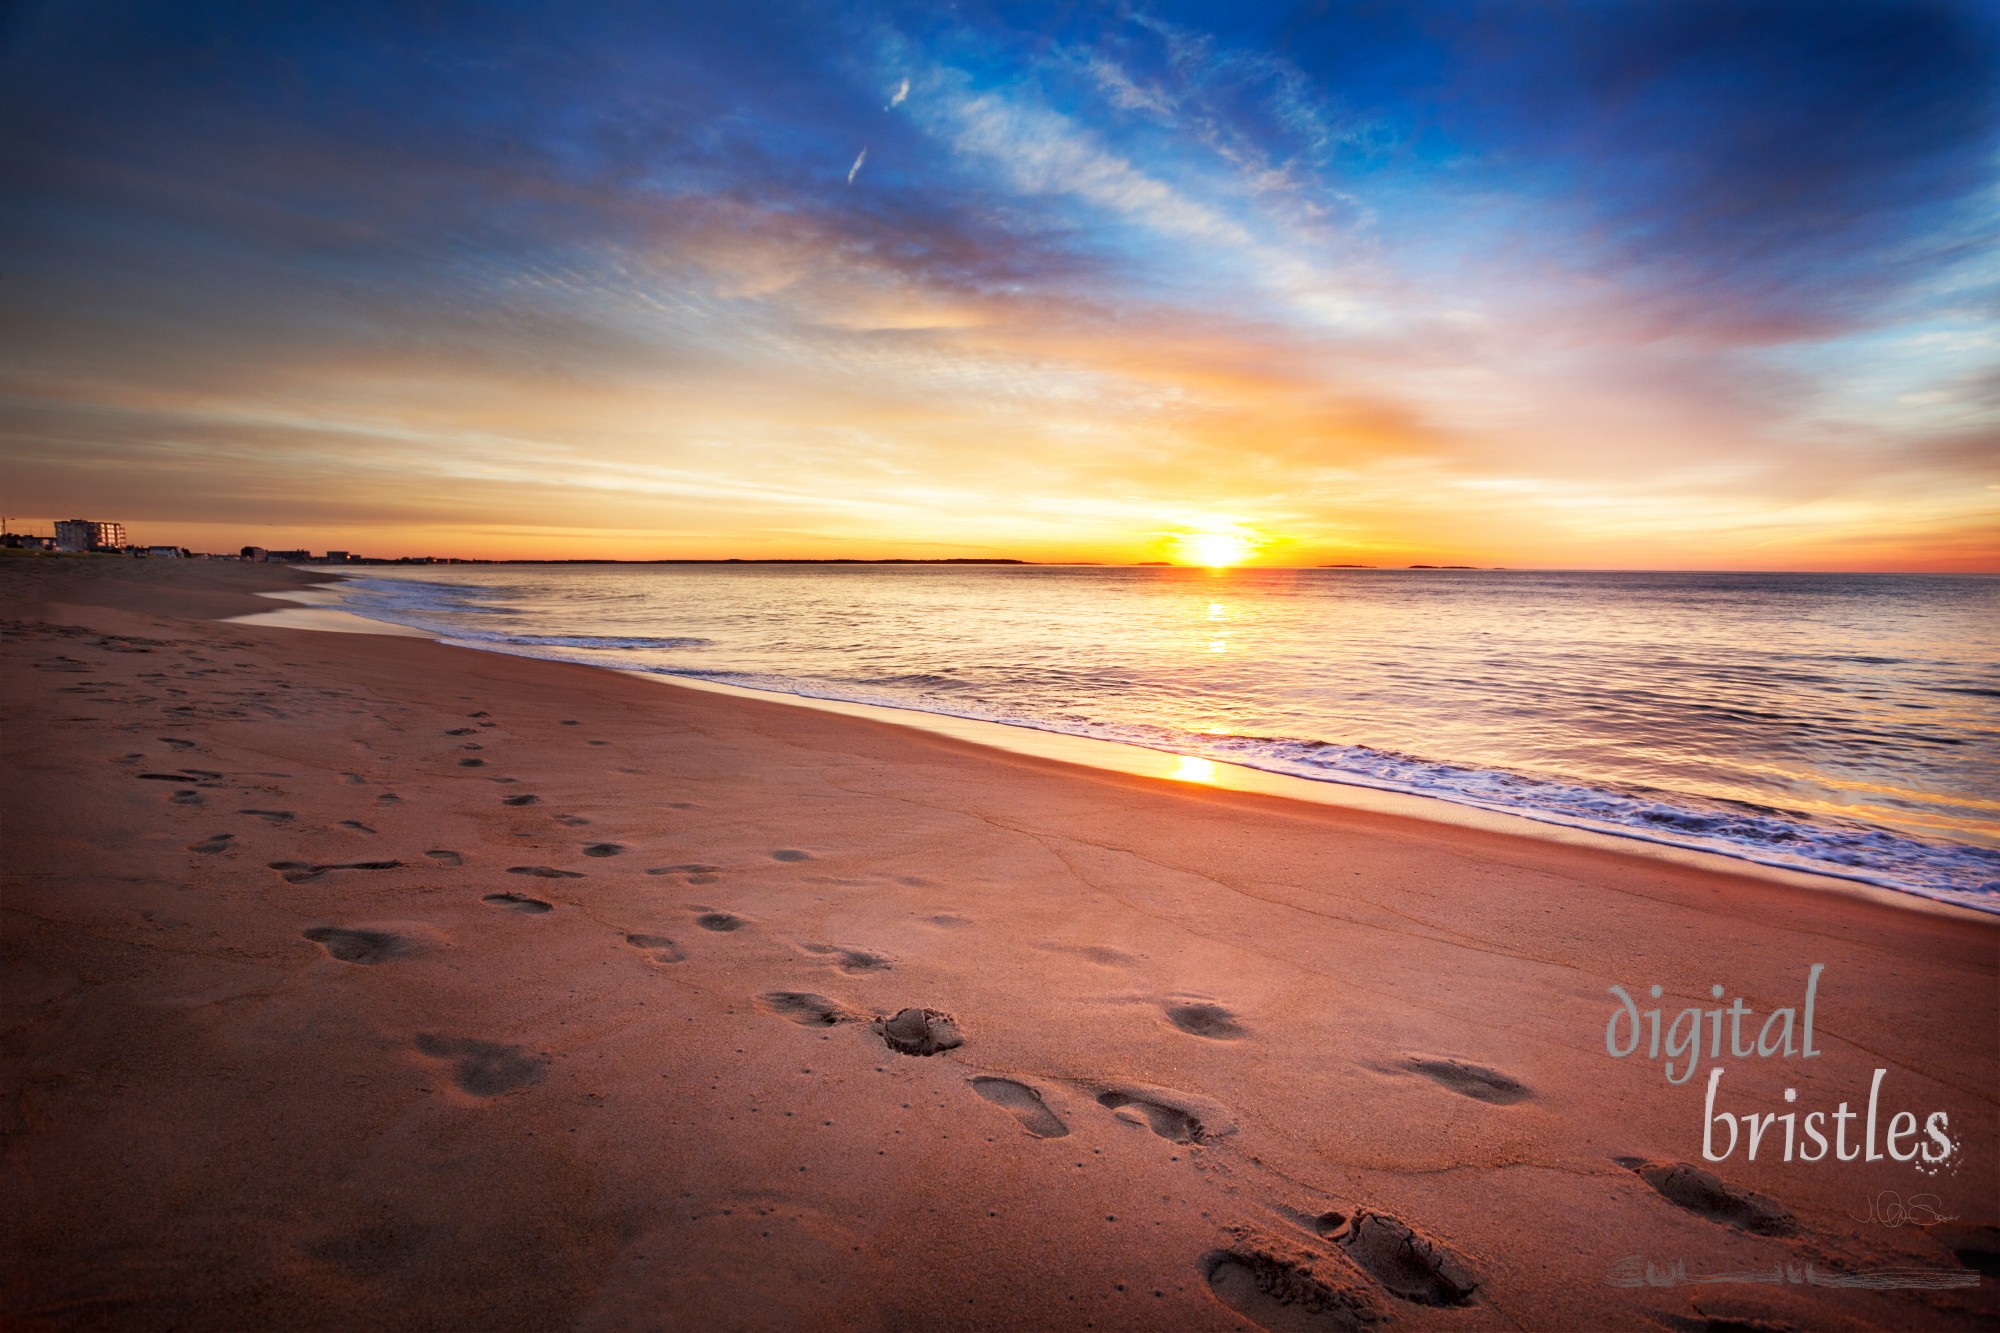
301 566 1996 923
6 557 1995 1330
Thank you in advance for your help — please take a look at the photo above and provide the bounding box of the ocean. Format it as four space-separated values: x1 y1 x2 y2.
323 564 2000 912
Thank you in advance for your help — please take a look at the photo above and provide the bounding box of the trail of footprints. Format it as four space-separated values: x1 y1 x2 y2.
111 697 1871 1326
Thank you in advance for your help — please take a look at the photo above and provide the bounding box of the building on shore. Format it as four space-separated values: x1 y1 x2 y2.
55 519 126 552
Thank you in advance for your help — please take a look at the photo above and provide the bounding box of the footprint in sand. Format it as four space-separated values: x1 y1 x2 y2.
555 815 591 826
425 850 464 867
1202 1242 1381 1333
1036 942 1133 966
444 727 476 736
339 820 376 834
376 793 401 806
624 933 686 964
1164 1001 1244 1039
159 737 198 751
586 740 610 746
268 859 403 884
582 842 625 858
876 1008 962 1056
1100 1092 1202 1142
649 864 720 884
694 911 749 932
1095 1084 1234 1144
303 926 409 964
1613 1157 1796 1236
800 943 893 973
1280 1208 1350 1238
1334 1209 1479 1307
458 758 485 767
305 1213 433 1275
1935 1224 2000 1279
483 892 553 914
1400 1055 1530 1105
413 1034 548 1096
240 808 294 824
758 992 855 1026
168 790 204 806
770 849 812 862
508 866 584 879
969 1077 1068 1138
188 833 235 855
501 794 539 806
559 720 580 726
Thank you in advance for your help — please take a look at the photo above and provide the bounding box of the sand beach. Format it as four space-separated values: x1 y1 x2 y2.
3 558 1995 1331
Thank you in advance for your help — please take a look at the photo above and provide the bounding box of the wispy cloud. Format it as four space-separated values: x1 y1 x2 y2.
916 78 1383 331
846 147 868 184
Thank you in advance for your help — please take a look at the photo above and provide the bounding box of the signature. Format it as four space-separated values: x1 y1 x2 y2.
1609 1256 1977 1292
1852 1190 1958 1228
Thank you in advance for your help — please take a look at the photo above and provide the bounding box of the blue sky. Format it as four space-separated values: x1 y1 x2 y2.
3 0 1996 565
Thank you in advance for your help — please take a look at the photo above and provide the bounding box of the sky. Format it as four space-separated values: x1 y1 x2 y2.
2 0 1997 568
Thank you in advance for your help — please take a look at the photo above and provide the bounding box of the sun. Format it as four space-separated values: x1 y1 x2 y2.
1173 530 1257 568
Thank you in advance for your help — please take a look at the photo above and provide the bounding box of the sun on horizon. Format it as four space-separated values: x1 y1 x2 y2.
1171 530 1260 568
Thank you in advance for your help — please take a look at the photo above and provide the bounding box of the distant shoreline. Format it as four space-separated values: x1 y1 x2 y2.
8 548 1994 574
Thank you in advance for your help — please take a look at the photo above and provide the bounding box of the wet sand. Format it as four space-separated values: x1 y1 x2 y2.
3 557 1995 1331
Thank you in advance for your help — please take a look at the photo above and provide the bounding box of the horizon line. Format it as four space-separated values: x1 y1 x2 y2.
7 549 1995 576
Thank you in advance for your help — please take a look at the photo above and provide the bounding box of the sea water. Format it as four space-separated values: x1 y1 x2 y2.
327 564 2000 912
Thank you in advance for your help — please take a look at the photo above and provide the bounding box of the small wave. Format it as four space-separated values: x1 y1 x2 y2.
493 634 712 650
331 580 710 651
337 577 520 621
